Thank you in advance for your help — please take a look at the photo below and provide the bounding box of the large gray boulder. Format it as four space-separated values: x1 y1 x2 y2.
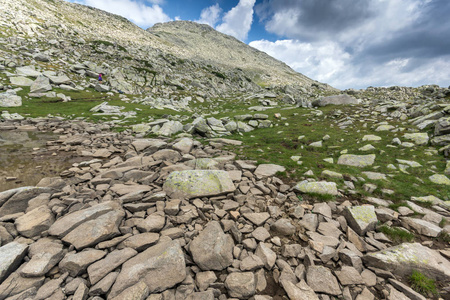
0 187 52 216
30 75 52 93
312 94 359 107
48 201 119 238
344 205 378 236
190 221 234 270
109 240 186 297
363 243 450 281
62 210 125 250
163 170 236 198
0 242 28 284
0 93 22 107
338 154 376 167
15 205 55 238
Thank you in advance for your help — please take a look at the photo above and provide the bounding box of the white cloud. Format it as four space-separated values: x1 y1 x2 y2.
216 0 256 41
196 4 222 27
76 0 171 28
249 39 450 89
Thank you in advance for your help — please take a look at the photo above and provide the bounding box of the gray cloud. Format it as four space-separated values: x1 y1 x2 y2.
252 0 450 88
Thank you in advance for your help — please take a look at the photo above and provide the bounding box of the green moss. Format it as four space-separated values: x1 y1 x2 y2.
409 270 439 297
379 225 415 243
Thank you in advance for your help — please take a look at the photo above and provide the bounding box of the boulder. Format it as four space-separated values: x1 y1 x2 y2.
344 205 378 236
109 240 186 297
163 170 236 199
0 242 28 283
363 243 450 281
306 265 341 296
294 181 338 195
338 154 376 167
15 205 54 238
62 210 125 250
190 221 234 270
59 249 106 277
0 187 52 216
254 164 286 177
30 75 52 93
20 240 64 277
312 94 359 107
225 272 255 299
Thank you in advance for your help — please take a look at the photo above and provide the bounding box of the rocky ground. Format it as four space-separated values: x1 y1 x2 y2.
0 115 449 300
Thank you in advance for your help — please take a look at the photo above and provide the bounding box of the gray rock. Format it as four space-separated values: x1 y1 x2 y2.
254 164 286 177
87 248 137 285
0 242 28 283
62 210 125 250
401 217 442 237
389 279 426 300
294 181 338 195
157 120 183 136
306 265 341 296
30 76 52 93
299 214 319 232
225 272 255 299
163 170 236 199
16 66 41 77
338 154 376 167
243 212 270 226
255 242 277 270
0 271 45 300
344 205 378 236
190 221 234 270
109 280 149 300
10 77 34 86
109 240 186 297
20 240 64 277
15 205 54 238
335 266 364 285
48 201 119 238
59 249 106 277
363 243 450 281
0 187 51 216
281 279 319 300
312 94 359 107
270 218 296 236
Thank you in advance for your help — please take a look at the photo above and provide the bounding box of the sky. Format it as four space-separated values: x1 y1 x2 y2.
67 0 450 90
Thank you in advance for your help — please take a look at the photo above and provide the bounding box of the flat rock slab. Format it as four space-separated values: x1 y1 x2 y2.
344 205 378 236
0 242 28 283
243 212 270 226
281 279 319 300
15 205 54 238
88 248 137 285
163 170 236 199
20 241 64 277
48 201 119 238
403 133 429 145
254 164 286 177
363 243 450 281
294 181 338 195
312 94 359 107
338 154 376 167
0 187 52 216
401 217 442 237
190 221 234 271
109 240 186 297
62 210 125 250
59 249 106 277
306 265 341 296
429 174 450 185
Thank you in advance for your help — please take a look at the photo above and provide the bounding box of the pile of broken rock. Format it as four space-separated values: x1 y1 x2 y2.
0 118 449 300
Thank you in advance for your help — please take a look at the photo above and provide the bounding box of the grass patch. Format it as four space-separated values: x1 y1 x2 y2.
409 270 439 297
378 225 415 243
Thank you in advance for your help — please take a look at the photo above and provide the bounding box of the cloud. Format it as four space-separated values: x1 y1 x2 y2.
253 0 450 89
216 0 256 41
74 0 171 28
249 39 450 89
196 4 222 27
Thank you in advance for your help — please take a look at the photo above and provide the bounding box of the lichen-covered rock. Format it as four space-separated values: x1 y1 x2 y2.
363 243 450 281
429 174 450 185
163 170 236 198
344 205 378 236
254 164 286 177
294 181 338 195
403 133 429 145
337 154 376 167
